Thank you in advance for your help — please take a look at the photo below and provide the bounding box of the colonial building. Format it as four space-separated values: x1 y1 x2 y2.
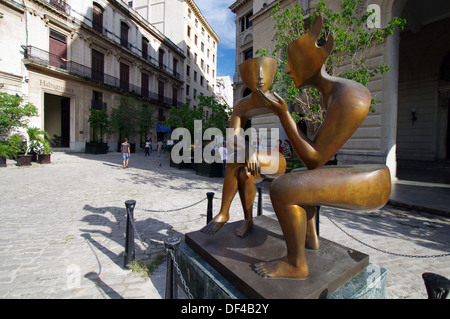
230 0 450 181
215 75 233 108
0 0 185 151
131 0 220 109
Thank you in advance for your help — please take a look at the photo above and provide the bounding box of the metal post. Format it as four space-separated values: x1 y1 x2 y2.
206 192 214 224
124 200 136 269
257 187 262 216
422 272 450 299
315 206 320 237
165 237 181 299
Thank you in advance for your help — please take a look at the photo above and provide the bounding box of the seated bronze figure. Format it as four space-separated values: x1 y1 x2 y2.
253 17 391 279
201 57 286 237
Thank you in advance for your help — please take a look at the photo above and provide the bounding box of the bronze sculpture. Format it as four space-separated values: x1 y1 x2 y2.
253 17 391 279
201 57 286 237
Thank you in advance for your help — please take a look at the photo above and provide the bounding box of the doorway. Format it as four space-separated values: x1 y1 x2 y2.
44 93 70 147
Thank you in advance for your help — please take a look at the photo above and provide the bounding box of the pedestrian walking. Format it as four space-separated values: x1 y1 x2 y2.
218 141 228 177
121 137 131 168
282 139 293 159
145 139 151 157
157 140 163 157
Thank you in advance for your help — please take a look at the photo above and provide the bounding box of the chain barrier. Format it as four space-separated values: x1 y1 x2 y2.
140 197 207 213
167 247 194 299
323 210 450 259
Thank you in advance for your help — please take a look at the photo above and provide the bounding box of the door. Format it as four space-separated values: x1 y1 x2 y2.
120 62 129 91
49 29 67 69
61 98 70 147
91 49 104 83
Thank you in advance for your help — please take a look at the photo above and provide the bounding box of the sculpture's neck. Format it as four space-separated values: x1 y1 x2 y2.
305 67 334 105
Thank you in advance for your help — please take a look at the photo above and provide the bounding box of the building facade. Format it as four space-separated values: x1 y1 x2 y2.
132 0 220 109
230 0 450 181
0 0 185 151
215 75 233 108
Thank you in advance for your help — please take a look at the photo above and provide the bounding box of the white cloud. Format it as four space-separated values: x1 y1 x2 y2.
194 0 236 49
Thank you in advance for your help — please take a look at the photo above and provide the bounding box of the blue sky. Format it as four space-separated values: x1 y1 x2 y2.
194 0 236 78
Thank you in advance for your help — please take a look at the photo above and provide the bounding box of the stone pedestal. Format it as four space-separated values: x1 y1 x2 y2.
177 216 386 299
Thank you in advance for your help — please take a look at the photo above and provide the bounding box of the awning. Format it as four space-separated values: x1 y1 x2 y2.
156 125 171 133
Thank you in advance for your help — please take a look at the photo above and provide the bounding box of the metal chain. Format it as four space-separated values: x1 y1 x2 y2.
167 247 194 299
140 197 207 213
323 211 450 259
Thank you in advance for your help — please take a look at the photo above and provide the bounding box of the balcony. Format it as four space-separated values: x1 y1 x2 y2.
23 46 183 108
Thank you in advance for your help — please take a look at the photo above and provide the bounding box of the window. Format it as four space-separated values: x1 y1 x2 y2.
207 49 210 58
200 76 204 86
186 65 190 77
244 48 253 61
142 37 149 59
201 42 204 52
120 62 130 91
173 58 178 77
158 81 164 103
141 73 149 98
187 26 191 38
49 29 67 69
194 89 197 99
158 49 165 69
194 71 197 82
91 49 104 82
213 54 215 63
194 53 198 64
195 35 198 46
120 22 129 47
93 4 103 34
186 84 190 96
172 87 178 106
241 11 253 32
92 91 104 110
187 46 191 58
201 59 204 70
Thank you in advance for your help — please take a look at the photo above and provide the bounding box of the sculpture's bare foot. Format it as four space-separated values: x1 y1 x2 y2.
253 257 309 279
234 219 253 237
200 213 229 235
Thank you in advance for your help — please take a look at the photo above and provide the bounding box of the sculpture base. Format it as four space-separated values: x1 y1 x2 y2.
182 216 384 299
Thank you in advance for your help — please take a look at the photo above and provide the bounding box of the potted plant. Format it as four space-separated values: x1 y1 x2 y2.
86 108 110 154
8 133 31 166
0 142 18 167
0 93 38 166
29 138 52 164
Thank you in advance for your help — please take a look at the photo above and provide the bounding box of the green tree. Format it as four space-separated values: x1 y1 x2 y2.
110 97 139 142
0 92 38 136
88 109 110 143
257 0 406 137
163 95 231 139
136 102 156 145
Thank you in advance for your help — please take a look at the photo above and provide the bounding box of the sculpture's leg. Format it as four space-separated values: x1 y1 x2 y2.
254 165 391 279
235 167 256 237
305 206 320 250
254 200 309 279
200 163 241 234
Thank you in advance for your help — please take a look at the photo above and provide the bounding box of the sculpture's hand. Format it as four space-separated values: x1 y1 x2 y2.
255 89 288 116
247 151 259 176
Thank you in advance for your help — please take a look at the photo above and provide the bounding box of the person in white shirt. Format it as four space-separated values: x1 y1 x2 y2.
218 142 227 177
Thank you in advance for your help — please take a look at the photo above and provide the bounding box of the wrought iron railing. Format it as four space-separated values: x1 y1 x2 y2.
24 46 183 107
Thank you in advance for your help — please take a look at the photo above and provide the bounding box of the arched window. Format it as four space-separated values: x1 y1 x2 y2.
92 3 103 33
120 22 130 47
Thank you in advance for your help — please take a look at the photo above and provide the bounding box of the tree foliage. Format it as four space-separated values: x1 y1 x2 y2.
0 92 38 136
257 0 406 137
164 95 232 139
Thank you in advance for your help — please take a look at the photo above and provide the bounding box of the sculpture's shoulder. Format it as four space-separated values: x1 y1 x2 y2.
332 78 371 113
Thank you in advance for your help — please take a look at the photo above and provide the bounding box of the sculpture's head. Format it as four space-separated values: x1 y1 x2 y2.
287 16 333 88
239 57 277 92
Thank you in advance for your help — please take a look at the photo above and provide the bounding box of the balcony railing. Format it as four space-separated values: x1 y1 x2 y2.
24 46 183 107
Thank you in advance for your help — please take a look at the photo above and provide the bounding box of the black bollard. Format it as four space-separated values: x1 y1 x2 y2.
165 237 181 299
124 200 136 269
257 187 262 216
315 206 320 236
206 192 214 224
422 272 450 299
